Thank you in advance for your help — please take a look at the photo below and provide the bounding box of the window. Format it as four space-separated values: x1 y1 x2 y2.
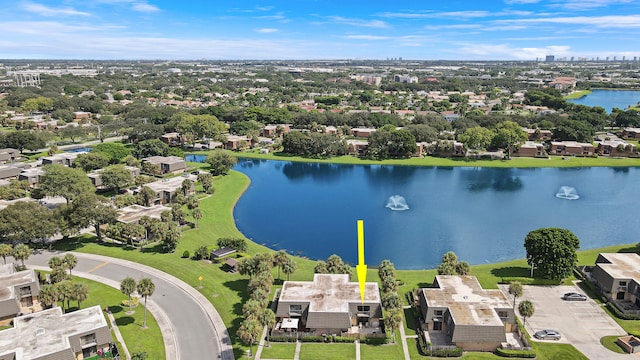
357 306 370 312
620 281 628 286
80 333 97 347
19 286 31 297
289 304 302 314
498 311 508 319
434 310 443 316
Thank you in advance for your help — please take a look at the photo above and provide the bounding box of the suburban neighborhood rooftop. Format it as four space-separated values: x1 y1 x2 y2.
117 204 171 223
596 253 640 280
0 264 37 302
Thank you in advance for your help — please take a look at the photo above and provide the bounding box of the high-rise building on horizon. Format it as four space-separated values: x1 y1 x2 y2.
545 55 555 62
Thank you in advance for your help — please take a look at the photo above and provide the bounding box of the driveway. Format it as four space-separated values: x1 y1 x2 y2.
503 283 628 359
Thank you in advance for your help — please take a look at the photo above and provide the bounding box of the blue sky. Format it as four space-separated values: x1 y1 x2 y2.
1 0 639 60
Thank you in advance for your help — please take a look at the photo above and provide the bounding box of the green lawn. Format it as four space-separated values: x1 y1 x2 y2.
298 343 356 360
58 277 165 360
600 335 627 354
190 149 640 168
564 90 592 99
360 332 404 359
54 167 638 358
532 342 589 360
259 342 297 359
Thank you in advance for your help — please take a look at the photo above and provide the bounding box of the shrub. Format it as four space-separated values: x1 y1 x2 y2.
423 347 463 357
300 335 326 343
182 250 190 259
363 336 388 345
269 336 298 343
193 245 209 260
216 237 247 252
122 297 139 307
495 348 536 358
607 302 640 320
332 336 356 343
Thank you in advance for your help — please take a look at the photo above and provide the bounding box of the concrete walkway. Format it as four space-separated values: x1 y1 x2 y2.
398 319 411 360
355 339 361 360
26 251 234 360
293 341 301 360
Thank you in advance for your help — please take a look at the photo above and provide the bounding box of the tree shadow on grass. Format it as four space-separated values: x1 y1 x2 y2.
109 305 124 314
403 308 416 332
223 278 250 357
115 316 135 326
491 266 531 281
617 246 637 254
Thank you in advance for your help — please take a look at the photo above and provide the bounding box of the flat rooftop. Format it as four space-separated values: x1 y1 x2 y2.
143 155 185 165
145 174 197 193
0 266 37 302
117 204 171 223
597 253 640 280
0 305 107 359
422 275 510 327
279 274 381 313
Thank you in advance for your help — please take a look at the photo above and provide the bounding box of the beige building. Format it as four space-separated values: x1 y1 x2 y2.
41 152 86 167
143 174 196 204
0 264 41 321
142 156 186 175
275 274 382 337
590 253 640 306
0 305 114 360
418 275 517 351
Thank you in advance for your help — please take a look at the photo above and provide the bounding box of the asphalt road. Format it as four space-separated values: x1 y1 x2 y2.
26 250 230 360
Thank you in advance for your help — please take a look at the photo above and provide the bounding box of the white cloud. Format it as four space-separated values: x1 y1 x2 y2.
455 43 571 60
256 28 278 33
549 0 634 10
132 2 160 13
380 11 490 19
327 16 389 28
343 35 391 40
504 0 542 4
496 14 640 28
22 2 91 17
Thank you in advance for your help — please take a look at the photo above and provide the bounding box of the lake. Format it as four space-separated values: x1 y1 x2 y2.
214 158 640 270
568 89 640 113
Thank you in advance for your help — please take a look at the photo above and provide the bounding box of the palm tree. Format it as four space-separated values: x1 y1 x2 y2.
48 256 63 270
518 300 535 328
57 280 73 312
62 253 77 280
237 318 261 357
509 281 523 311
259 308 276 347
273 250 289 280
137 277 155 328
0 244 12 264
181 179 192 197
281 257 297 281
191 208 203 228
120 277 137 314
72 283 89 309
38 284 59 309
383 308 402 343
11 244 31 268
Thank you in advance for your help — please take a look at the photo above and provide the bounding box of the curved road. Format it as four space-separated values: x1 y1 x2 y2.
26 251 234 360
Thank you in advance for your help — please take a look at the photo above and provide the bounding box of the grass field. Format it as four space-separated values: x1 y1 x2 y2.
190 149 640 168
298 343 356 360
259 342 297 359
54 167 638 359
564 90 592 99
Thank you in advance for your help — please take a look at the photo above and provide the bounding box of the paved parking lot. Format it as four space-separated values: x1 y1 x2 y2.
501 282 629 359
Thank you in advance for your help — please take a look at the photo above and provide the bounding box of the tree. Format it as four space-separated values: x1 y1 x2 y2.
61 126 86 144
62 253 78 280
74 152 110 172
191 208 203 228
170 204 186 224
509 281 523 311
258 308 276 346
120 277 137 313
491 121 528 159
137 186 157 207
437 251 457 275
237 318 261 357
38 284 59 309
518 300 535 328
72 282 89 309
11 243 30 268
94 142 132 164
137 277 155 328
206 150 237 176
524 228 580 280
39 164 93 204
162 222 181 252
133 139 169 159
273 250 290 280
65 193 119 241
0 202 57 244
181 179 193 197
458 126 494 150
381 292 401 310
176 113 227 144
57 280 73 311
100 165 133 193
281 257 297 281
197 172 213 194
131 352 148 360
0 244 12 264
383 308 402 343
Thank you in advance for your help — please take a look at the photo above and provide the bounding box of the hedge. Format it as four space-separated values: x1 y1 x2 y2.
300 336 326 343
269 336 298 343
423 347 463 357
495 348 536 358
363 336 389 345
606 302 640 320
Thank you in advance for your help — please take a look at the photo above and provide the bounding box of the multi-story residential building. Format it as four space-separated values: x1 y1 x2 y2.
0 264 41 320
142 156 186 175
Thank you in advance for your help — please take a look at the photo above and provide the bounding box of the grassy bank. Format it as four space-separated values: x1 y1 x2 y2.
564 90 592 99
55 169 637 358
191 149 640 168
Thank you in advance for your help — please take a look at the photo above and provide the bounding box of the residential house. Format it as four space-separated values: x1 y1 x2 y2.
224 135 251 150
346 139 369 156
590 253 640 307
209 247 237 260
88 166 140 188
42 152 86 167
622 128 640 140
275 274 382 337
261 124 291 137
523 128 552 141
142 156 186 175
143 174 196 204
596 140 637 157
0 264 41 320
548 141 595 156
429 141 465 157
0 305 114 360
116 204 171 223
351 128 376 138
549 77 577 90
0 163 29 181
160 132 183 146
441 111 460 122
73 111 92 121
0 148 20 164
511 142 546 157
418 275 517 352
18 167 45 187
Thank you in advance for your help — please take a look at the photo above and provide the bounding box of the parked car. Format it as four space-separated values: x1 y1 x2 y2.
535 329 561 340
563 292 587 301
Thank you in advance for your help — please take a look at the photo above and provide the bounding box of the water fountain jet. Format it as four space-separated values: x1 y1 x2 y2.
555 186 580 200
386 195 409 211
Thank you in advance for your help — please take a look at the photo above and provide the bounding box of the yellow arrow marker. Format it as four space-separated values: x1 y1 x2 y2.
356 219 367 303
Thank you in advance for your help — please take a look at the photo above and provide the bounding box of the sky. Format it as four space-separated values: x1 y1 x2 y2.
1 0 639 60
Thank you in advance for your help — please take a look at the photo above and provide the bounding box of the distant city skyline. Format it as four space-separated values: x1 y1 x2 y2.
1 0 639 60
